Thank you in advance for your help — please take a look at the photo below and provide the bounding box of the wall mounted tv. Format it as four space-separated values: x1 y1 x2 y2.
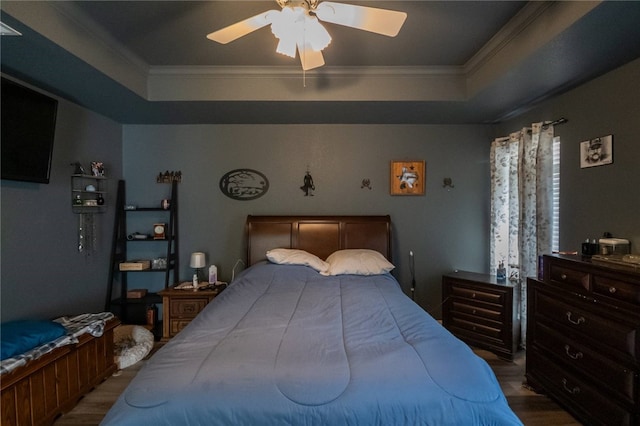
1 77 58 184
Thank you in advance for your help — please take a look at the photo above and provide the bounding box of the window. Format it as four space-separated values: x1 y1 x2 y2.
551 136 560 252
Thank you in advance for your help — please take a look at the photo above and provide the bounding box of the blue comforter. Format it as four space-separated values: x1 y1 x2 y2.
102 263 522 425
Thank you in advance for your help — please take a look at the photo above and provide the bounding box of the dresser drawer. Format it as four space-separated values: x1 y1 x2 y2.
169 319 192 335
593 275 640 306
450 317 503 340
170 299 208 318
533 322 636 404
548 263 590 291
160 288 220 342
536 292 638 359
451 301 503 322
449 285 504 305
528 349 634 426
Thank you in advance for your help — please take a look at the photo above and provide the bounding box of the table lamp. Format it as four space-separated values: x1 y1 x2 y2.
190 252 206 283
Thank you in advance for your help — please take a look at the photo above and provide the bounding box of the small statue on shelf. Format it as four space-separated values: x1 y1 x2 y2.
157 170 182 183
71 161 86 175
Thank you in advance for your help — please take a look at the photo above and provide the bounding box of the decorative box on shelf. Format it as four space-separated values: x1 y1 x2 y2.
119 260 151 271
126 288 148 298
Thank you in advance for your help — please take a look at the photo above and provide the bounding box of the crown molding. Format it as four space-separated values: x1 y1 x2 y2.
464 0 601 97
464 1 554 77
148 65 464 77
146 65 467 101
1 1 149 97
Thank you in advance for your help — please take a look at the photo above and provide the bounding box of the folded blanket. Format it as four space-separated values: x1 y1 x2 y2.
0 312 114 375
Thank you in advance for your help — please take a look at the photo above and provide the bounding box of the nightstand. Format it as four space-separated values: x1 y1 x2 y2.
442 270 520 360
158 286 220 341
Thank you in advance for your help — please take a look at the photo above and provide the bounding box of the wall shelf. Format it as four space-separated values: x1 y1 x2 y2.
71 174 107 213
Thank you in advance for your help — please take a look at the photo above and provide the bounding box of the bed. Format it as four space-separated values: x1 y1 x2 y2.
102 215 522 425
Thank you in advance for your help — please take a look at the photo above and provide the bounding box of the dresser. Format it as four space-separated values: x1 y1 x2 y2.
442 270 520 360
526 254 640 426
158 287 220 341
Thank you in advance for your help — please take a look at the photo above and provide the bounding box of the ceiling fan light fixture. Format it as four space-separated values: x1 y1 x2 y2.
271 7 331 59
207 0 407 70
304 16 331 52
276 36 298 58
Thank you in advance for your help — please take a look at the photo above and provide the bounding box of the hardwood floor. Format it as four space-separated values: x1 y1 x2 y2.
476 348 581 426
53 345 581 425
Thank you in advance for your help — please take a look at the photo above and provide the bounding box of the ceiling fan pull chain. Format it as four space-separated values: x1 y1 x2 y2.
303 25 306 87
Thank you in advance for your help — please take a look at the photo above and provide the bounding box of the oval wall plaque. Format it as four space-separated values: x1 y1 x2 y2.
219 169 269 201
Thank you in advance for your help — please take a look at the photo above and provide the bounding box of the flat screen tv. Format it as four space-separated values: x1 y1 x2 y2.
1 77 58 184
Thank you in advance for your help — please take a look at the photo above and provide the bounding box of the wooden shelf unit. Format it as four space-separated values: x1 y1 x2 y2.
106 180 179 335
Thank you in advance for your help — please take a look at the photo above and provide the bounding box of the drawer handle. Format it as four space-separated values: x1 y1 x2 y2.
561 273 567 280
608 286 617 294
183 306 196 313
561 378 580 395
564 345 583 360
566 311 585 325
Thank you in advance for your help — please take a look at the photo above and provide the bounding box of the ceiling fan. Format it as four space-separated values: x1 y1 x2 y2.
206 0 407 70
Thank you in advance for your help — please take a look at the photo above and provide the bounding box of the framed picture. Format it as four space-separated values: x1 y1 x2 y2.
91 161 105 176
390 160 426 195
580 135 613 168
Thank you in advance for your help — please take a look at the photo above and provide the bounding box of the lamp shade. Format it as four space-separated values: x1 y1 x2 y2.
190 252 206 269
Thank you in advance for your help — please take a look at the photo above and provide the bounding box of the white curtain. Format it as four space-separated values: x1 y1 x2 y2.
490 122 555 346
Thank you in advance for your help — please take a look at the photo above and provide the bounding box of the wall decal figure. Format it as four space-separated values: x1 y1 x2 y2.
361 178 372 190
300 170 315 196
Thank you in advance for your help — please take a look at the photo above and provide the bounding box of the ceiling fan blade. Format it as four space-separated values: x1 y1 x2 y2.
297 41 325 70
206 11 277 44
315 2 407 37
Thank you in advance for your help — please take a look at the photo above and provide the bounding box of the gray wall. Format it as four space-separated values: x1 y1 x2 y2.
496 57 640 253
2 58 638 324
1 76 123 322
122 124 493 316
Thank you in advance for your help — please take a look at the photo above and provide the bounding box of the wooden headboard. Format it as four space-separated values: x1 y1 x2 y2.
246 215 392 266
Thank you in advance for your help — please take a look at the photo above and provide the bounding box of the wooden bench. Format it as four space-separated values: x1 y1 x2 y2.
1 317 120 426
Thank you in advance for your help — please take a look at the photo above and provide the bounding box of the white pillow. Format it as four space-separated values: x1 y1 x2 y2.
266 248 329 272
322 249 395 276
